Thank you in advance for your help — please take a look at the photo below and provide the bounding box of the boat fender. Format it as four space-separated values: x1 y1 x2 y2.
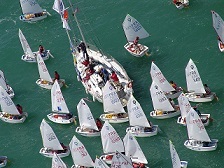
54 115 58 118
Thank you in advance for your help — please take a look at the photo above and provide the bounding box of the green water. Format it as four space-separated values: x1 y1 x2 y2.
0 0 224 167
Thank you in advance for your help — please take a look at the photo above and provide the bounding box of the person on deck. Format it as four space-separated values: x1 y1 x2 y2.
169 98 175 108
218 36 224 49
16 104 23 114
53 71 60 82
204 84 211 96
110 71 119 84
39 45 45 56
96 118 103 131
78 41 89 61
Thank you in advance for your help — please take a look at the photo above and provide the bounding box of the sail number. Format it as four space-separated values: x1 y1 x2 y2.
108 131 121 143
131 106 143 118
73 146 88 157
39 62 48 72
188 71 201 82
125 21 142 32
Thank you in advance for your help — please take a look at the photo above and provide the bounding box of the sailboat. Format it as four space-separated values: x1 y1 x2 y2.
53 0 133 106
149 81 181 119
184 59 216 102
150 62 183 99
39 119 70 158
0 70 15 98
123 132 149 167
19 29 50 62
94 157 110 168
184 108 218 151
177 93 210 126
69 135 95 168
0 156 7 168
100 81 129 123
126 95 158 137
122 14 149 57
0 86 28 123
47 80 74 124
211 10 224 52
173 0 189 10
36 53 65 89
111 151 134 168
52 153 67 168
75 98 100 137
169 140 188 168
19 0 49 23
100 121 125 164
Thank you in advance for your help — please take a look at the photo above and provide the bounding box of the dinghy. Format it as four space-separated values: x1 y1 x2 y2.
184 59 216 102
100 81 129 123
123 132 149 168
0 156 7 168
19 29 50 62
69 135 95 168
111 151 134 168
211 11 224 52
149 81 181 119
53 1 133 105
126 95 158 137
36 53 65 89
52 153 67 168
150 62 182 99
94 157 110 168
0 86 27 124
0 70 15 98
169 140 188 168
19 0 49 23
177 93 210 126
75 98 100 137
100 121 125 164
47 80 74 124
122 14 149 57
184 108 218 152
173 0 189 10
39 119 70 158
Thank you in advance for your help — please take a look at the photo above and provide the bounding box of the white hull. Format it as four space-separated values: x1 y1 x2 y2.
75 127 100 137
99 113 129 123
218 40 224 52
19 10 48 23
150 110 180 119
39 147 70 158
165 89 182 99
126 125 158 137
184 92 215 102
184 139 218 151
181 161 188 168
174 0 189 9
124 42 149 57
21 50 50 63
47 113 74 124
36 79 65 89
99 153 115 164
177 114 210 126
0 156 7 168
0 112 28 123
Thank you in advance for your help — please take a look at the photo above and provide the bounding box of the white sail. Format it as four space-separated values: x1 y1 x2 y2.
150 81 174 111
111 151 133 168
52 0 65 15
69 135 94 167
0 86 19 115
103 81 125 113
18 29 35 59
177 93 191 118
52 153 67 168
20 0 44 14
123 132 148 164
186 108 211 142
0 70 7 91
40 119 63 150
185 59 205 94
77 99 98 131
101 121 124 153
127 95 151 128
150 62 175 92
122 14 149 42
212 10 224 43
169 140 181 168
51 80 69 113
94 158 110 168
37 54 53 82
62 19 71 30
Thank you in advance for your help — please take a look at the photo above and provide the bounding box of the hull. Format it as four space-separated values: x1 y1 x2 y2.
165 89 182 99
184 139 218 151
218 40 224 52
21 50 50 63
181 161 188 168
19 10 48 23
184 92 215 102
177 114 210 126
150 110 180 119
75 127 100 137
0 112 28 123
0 156 7 168
124 42 149 57
47 113 74 124
99 113 129 123
126 125 158 137
36 79 65 89
39 147 70 158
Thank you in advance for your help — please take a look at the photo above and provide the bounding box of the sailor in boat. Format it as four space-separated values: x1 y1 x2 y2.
78 41 89 61
98 67 110 84
53 71 60 83
173 0 182 6
133 162 146 168
203 84 211 97
129 36 143 54
110 71 119 85
39 45 47 57
218 36 224 49
3 104 23 120
169 80 182 93
96 118 103 131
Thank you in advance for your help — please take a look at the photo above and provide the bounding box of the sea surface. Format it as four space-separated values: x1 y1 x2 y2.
0 0 224 168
